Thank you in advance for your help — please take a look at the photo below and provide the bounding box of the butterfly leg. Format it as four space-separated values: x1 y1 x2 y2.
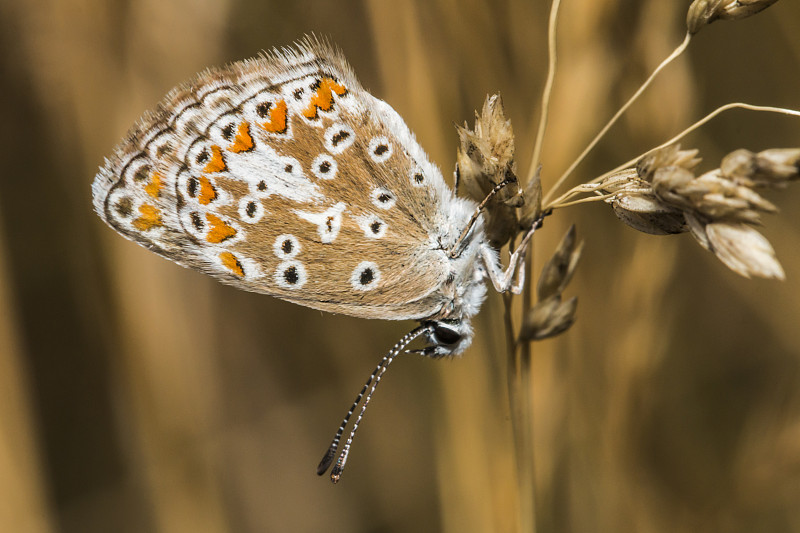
481 209 550 294
481 242 526 294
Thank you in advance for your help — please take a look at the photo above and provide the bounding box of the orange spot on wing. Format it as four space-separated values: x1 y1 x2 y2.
203 145 227 173
303 78 347 119
228 121 254 153
260 99 288 134
132 204 162 231
219 251 245 277
144 172 163 198
206 213 237 243
197 176 217 205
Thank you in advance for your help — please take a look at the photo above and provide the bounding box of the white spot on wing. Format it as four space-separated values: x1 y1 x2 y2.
356 214 387 239
371 187 396 210
311 153 338 180
273 234 300 259
410 167 426 187
324 123 355 154
226 145 322 204
180 208 208 240
351 261 381 291
294 202 346 243
275 260 307 289
238 197 265 223
368 136 392 163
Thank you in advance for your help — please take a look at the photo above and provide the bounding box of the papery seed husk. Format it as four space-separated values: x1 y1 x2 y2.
601 169 640 192
722 148 800 187
721 149 758 182
687 0 724 34
455 94 520 248
537 225 582 300
719 0 780 21
519 165 543 230
611 194 688 235
756 149 800 181
652 166 695 192
637 145 701 180
657 168 775 223
686 211 712 250
687 0 779 34
705 222 785 279
519 295 578 342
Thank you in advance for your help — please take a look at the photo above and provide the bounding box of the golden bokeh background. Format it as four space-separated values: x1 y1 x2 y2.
1 1 799 532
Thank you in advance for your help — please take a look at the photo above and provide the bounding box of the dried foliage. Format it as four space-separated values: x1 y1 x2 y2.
604 145 797 278
519 225 582 342
687 0 781 34
455 94 522 247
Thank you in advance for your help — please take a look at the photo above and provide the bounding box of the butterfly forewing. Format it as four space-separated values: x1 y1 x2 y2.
93 37 457 320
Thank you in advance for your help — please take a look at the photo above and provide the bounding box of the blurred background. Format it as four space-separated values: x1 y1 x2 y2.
1 0 799 532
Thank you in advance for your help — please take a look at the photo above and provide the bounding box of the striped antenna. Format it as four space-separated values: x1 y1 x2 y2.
317 323 433 483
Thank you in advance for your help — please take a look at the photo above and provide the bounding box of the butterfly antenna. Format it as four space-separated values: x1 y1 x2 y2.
317 324 432 483
449 177 516 258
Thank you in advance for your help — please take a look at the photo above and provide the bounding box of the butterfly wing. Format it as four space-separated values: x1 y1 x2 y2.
93 37 475 320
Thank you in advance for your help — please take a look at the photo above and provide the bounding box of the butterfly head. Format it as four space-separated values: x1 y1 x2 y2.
414 318 473 357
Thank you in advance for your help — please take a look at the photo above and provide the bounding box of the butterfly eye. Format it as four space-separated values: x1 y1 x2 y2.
433 323 462 346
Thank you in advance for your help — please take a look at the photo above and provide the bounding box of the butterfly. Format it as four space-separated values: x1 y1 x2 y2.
92 36 534 480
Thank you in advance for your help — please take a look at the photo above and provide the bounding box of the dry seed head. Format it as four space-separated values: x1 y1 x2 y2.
455 93 520 247
655 168 777 223
684 201 785 280
685 211 712 250
518 165 543 231
637 144 701 181
603 144 792 279
455 93 518 201
687 0 780 34
537 225 583 301
688 169 777 220
602 169 689 235
611 193 688 235
721 148 800 187
518 225 582 342
704 222 785 279
519 295 578 342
